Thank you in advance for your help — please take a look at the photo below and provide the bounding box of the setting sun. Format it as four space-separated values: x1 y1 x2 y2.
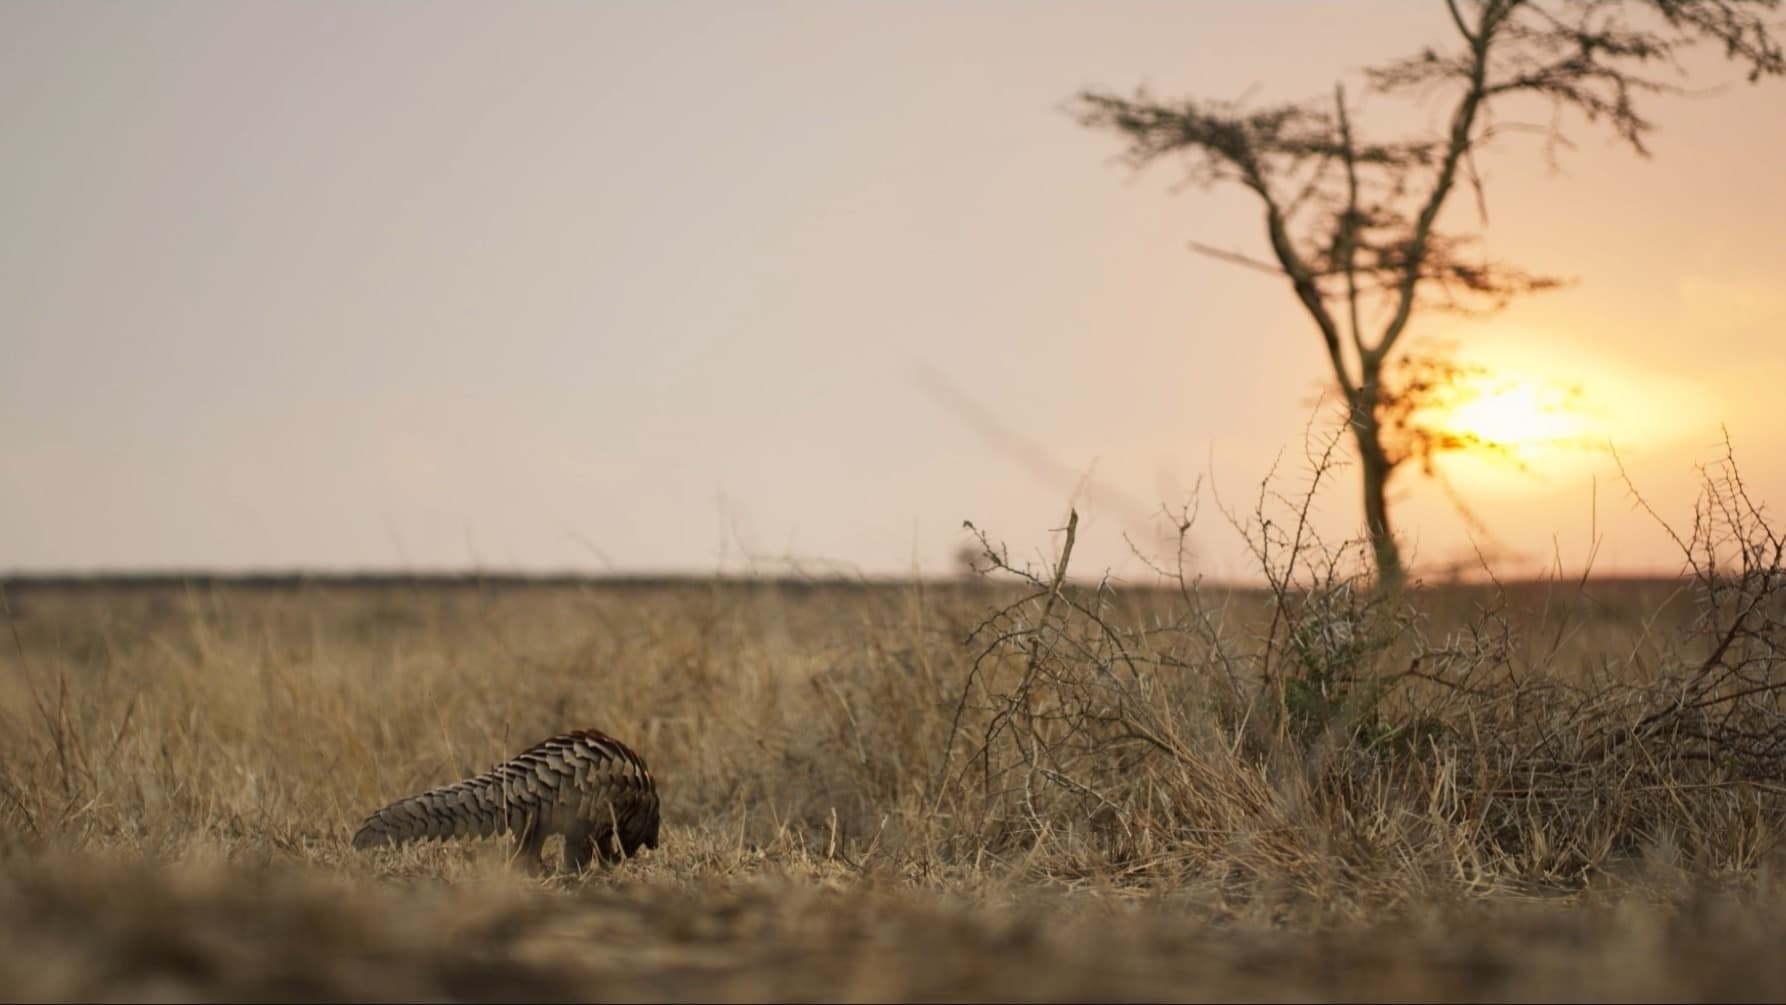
1439 379 1598 456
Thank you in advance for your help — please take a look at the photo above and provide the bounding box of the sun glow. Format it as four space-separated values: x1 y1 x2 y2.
1440 380 1598 454
1390 333 1723 503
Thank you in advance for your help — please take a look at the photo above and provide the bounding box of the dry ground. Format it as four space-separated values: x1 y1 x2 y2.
3 552 1786 1001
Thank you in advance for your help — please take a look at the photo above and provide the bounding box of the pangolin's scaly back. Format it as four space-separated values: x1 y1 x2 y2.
351 728 660 866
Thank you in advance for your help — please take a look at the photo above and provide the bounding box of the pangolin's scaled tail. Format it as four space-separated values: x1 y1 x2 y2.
350 771 515 849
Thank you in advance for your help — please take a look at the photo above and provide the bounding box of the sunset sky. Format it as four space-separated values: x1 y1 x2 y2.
5 2 1783 584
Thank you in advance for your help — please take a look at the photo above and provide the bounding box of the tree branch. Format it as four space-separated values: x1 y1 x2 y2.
1186 241 1286 277
1375 0 1510 364
1262 198 1356 397
1446 0 1477 46
1334 83 1367 366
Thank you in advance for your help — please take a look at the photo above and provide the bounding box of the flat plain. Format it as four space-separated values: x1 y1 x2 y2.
4 556 1786 1002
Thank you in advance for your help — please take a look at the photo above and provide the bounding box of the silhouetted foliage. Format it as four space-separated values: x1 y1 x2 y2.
1072 0 1784 589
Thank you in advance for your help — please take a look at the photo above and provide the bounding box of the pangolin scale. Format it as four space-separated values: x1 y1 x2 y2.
351 728 660 872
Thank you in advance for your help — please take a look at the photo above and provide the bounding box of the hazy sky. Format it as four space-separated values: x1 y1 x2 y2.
5 2 1784 583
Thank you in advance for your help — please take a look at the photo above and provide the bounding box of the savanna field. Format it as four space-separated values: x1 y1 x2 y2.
5 458 1786 1002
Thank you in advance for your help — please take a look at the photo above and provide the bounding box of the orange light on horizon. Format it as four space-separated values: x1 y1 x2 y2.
1439 379 1600 458
1403 325 1733 477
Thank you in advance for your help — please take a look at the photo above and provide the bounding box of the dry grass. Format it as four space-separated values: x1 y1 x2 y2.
5 442 1786 1001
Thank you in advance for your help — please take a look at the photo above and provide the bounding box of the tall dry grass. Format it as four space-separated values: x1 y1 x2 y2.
4 433 1786 1000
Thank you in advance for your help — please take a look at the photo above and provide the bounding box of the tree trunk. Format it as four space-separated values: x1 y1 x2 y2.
1352 406 1405 592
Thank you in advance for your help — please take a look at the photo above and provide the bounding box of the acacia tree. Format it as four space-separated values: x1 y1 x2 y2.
1073 0 1782 590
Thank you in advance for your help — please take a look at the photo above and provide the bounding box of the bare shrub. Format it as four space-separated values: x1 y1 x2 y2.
934 421 1786 898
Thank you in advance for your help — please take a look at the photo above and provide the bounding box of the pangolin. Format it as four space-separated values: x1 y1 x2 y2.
351 728 661 872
